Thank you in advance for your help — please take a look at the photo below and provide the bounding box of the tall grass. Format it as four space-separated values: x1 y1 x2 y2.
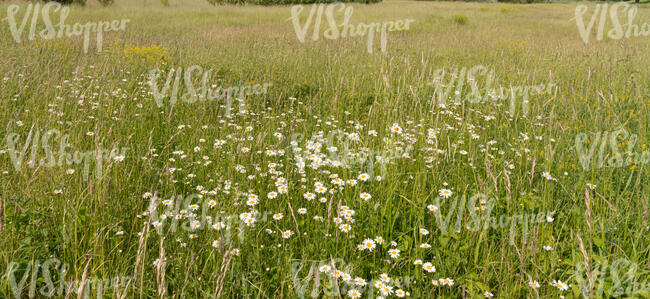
0 0 648 298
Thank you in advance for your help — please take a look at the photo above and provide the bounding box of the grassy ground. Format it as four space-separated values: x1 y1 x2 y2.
0 0 649 298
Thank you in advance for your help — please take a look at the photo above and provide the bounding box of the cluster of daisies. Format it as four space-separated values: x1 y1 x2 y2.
316 264 411 298
121 92 581 298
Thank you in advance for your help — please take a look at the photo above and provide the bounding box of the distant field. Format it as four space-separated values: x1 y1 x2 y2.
0 0 648 298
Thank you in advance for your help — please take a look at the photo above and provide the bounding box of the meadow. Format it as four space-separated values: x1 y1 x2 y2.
0 0 649 298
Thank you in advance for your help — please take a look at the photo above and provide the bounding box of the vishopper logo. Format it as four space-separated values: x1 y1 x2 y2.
575 128 649 171
288 3 415 54
147 193 274 244
573 3 649 44
148 65 272 114
431 193 555 245
575 258 650 298
4 126 128 181
5 2 130 53
291 258 413 299
423 65 555 117
288 129 413 178
3 258 130 298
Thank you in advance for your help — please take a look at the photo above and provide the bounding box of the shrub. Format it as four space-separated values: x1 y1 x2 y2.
451 14 468 25
207 0 381 5
97 0 114 6
47 0 87 5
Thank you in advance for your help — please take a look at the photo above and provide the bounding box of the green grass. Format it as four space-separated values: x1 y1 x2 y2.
0 0 648 298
